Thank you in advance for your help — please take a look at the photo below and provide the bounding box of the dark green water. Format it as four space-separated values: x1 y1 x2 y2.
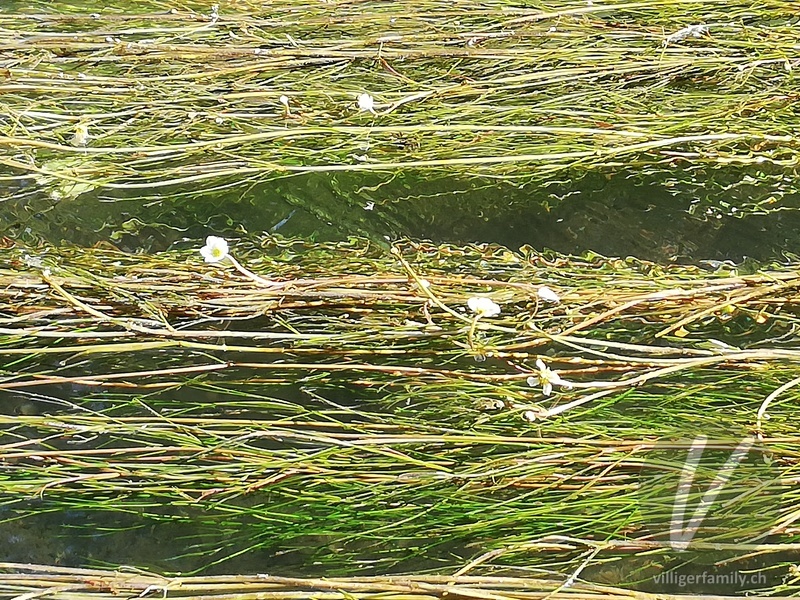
2 1 800 591
2 87 799 593
4 167 800 264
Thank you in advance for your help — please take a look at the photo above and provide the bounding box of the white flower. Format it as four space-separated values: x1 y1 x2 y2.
527 358 567 396
664 24 707 46
200 236 229 263
537 286 560 303
523 410 538 422
279 95 292 116
467 296 501 318
357 93 376 114
71 123 90 147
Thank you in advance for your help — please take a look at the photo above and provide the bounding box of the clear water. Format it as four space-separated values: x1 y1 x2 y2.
4 168 800 263
2 2 799 594
2 167 796 593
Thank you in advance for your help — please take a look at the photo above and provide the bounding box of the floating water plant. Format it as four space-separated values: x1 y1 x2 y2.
0 0 798 218
0 235 799 594
198 234 280 287
527 358 570 397
2 1 800 596
467 296 501 318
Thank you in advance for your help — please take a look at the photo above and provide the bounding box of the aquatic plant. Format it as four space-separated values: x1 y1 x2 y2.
527 358 569 397
0 0 798 221
467 296 502 318
199 236 229 264
0 235 799 595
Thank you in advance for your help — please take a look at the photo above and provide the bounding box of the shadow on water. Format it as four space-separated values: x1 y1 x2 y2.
3 167 800 263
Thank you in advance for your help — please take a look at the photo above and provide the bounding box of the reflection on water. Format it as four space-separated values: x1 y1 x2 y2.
2 169 799 263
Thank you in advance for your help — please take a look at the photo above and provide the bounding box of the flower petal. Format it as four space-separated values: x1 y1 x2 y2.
200 236 229 263
537 286 561 303
357 93 376 113
467 296 501 318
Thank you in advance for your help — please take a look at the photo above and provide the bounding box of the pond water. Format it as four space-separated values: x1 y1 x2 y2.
2 1 799 596
5 168 800 263
2 169 795 594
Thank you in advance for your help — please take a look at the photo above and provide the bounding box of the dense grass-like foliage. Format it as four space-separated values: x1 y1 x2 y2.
0 0 799 215
0 236 799 594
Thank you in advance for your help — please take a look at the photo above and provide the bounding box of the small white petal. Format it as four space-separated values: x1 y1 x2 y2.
357 93 376 114
523 410 538 422
279 95 289 106
536 358 546 371
467 296 501 318
71 123 90 147
526 376 538 387
542 382 553 396
537 286 560 303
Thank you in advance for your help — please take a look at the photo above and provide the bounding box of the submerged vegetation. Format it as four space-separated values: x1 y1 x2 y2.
1 0 799 216
1 236 800 594
2 1 800 597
